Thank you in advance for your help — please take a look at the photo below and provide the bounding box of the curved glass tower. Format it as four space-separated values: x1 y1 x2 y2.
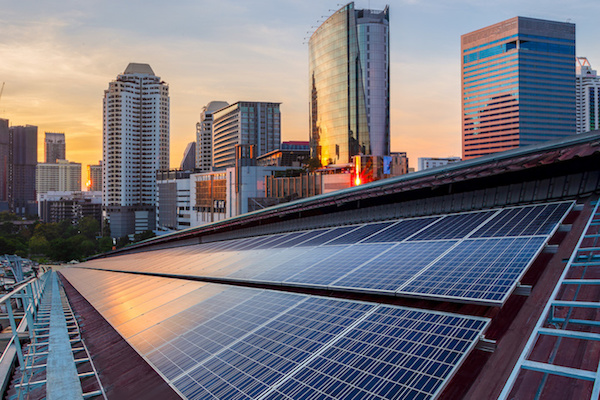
309 2 389 166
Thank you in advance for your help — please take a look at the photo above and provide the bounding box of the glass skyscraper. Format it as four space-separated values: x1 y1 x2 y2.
461 17 576 159
309 2 389 166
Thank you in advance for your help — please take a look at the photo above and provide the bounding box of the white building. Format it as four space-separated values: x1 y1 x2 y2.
576 57 600 134
156 170 192 232
418 157 461 171
196 101 228 172
212 102 281 170
102 63 169 238
36 160 81 195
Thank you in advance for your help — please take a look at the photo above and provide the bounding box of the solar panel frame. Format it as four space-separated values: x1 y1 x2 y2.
397 236 548 305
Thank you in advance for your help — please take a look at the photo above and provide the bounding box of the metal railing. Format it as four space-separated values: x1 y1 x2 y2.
0 269 50 397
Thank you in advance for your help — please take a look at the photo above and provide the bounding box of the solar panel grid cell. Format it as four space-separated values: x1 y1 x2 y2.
325 222 396 245
409 211 495 241
284 243 395 286
272 230 328 248
297 226 360 246
251 246 345 283
226 247 311 280
363 217 440 243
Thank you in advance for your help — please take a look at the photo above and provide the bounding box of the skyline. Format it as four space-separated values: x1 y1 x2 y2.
2 0 600 172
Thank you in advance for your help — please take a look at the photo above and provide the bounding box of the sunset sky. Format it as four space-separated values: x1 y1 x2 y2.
1 0 599 174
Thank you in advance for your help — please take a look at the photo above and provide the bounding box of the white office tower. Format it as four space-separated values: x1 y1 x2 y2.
576 57 600 134
196 101 229 172
103 63 170 238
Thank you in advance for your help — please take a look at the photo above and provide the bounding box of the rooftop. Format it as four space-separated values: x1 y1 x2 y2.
9 131 600 399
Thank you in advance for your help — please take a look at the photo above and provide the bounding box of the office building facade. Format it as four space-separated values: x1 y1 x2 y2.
196 101 229 172
212 101 280 170
461 17 576 159
44 132 66 163
6 125 38 216
156 170 192 231
103 63 169 238
576 57 600 133
309 2 390 166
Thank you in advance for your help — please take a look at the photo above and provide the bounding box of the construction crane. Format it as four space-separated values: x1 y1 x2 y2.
0 82 4 105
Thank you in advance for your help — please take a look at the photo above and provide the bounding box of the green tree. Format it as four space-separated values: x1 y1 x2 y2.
29 235 50 255
133 230 155 242
33 223 61 242
0 237 16 254
78 217 100 240
98 236 114 253
116 236 130 249
0 212 18 222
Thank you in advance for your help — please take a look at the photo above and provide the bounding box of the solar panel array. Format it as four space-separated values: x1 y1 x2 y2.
83 201 572 305
60 268 489 400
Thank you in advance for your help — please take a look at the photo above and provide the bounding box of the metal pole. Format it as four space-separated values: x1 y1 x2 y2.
5 298 24 369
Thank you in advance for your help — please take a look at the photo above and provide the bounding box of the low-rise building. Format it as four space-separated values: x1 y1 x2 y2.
417 157 461 171
38 191 102 224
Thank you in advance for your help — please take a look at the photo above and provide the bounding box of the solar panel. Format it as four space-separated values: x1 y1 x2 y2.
272 230 320 248
399 237 547 303
60 268 489 400
325 222 396 245
226 247 311 280
284 243 395 286
470 202 572 238
362 217 440 243
332 241 458 292
80 201 572 307
262 307 488 400
252 246 345 283
409 211 495 241
297 226 359 246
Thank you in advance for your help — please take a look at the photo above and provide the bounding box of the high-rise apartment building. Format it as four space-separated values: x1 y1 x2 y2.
87 162 102 192
461 17 576 159
36 160 81 195
44 132 66 163
576 57 600 133
196 101 229 172
309 2 390 166
180 142 196 171
212 101 281 170
7 125 38 216
103 63 169 238
0 119 8 210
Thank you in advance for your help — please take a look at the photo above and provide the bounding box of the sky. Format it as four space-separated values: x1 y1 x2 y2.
1 0 599 175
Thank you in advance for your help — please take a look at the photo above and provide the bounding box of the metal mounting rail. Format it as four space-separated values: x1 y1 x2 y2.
499 200 600 399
